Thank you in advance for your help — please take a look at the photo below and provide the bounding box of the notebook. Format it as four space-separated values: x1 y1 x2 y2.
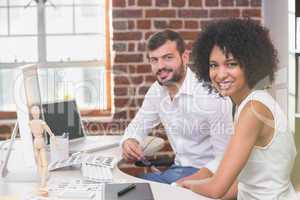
42 100 120 154
105 183 154 200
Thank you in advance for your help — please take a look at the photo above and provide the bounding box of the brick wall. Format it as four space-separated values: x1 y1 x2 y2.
0 0 262 176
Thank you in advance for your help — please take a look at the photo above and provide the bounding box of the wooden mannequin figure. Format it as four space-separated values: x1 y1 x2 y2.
29 105 56 197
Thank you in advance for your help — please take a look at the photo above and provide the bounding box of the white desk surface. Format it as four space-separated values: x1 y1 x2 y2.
0 136 214 200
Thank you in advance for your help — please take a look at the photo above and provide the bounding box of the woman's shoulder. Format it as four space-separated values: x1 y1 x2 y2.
236 90 275 126
241 99 273 120
238 90 274 113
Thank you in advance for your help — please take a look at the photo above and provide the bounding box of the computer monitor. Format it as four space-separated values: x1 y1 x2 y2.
42 100 85 143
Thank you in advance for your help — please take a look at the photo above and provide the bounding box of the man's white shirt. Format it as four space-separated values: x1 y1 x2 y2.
121 67 233 172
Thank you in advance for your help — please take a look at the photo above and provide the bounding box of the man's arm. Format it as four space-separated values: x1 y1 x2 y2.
121 84 161 161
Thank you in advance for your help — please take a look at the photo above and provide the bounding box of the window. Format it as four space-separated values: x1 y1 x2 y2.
0 0 112 118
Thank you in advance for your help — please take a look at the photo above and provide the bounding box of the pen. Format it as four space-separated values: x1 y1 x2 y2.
117 184 136 196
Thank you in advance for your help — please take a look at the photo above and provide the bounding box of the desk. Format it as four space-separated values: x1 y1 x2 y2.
0 136 214 200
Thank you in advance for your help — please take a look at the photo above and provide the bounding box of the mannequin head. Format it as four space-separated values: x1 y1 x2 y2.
30 105 41 120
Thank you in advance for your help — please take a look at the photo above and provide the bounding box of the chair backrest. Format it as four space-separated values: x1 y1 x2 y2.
141 136 165 157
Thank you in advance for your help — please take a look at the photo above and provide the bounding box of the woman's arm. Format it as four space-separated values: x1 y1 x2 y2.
176 167 213 184
221 180 238 200
177 168 238 199
180 101 273 198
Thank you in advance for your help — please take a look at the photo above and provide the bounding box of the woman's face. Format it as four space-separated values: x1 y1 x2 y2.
209 45 250 103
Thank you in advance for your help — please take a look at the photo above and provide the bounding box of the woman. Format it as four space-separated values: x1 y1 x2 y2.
179 19 297 199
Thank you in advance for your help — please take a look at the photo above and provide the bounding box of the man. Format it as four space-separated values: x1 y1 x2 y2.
121 30 233 184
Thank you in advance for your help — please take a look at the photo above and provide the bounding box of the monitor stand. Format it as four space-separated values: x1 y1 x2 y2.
0 123 39 182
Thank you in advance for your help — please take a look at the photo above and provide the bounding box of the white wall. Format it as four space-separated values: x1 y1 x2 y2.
263 0 289 114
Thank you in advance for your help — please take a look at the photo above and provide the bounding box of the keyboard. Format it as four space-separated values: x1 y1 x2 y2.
81 155 116 182
81 164 113 183
48 152 84 171
83 154 116 168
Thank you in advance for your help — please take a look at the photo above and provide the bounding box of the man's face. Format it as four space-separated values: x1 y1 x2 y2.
148 41 188 86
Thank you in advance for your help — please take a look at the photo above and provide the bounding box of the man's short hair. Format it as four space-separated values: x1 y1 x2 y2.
147 30 185 55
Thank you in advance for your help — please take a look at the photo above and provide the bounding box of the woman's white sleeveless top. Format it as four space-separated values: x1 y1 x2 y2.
236 90 297 200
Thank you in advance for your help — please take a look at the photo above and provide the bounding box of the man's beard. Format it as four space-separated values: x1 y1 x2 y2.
156 66 184 86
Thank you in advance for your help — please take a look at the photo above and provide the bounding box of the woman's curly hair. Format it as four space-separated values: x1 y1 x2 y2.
191 18 278 91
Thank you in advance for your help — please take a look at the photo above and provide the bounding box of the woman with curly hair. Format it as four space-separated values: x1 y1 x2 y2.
179 19 297 199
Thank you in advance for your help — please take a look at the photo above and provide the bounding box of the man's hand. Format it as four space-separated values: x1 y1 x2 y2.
122 138 144 161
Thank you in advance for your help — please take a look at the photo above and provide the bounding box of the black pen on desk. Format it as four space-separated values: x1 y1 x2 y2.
117 183 136 196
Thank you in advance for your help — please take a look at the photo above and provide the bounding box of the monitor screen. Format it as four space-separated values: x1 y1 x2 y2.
42 100 84 143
